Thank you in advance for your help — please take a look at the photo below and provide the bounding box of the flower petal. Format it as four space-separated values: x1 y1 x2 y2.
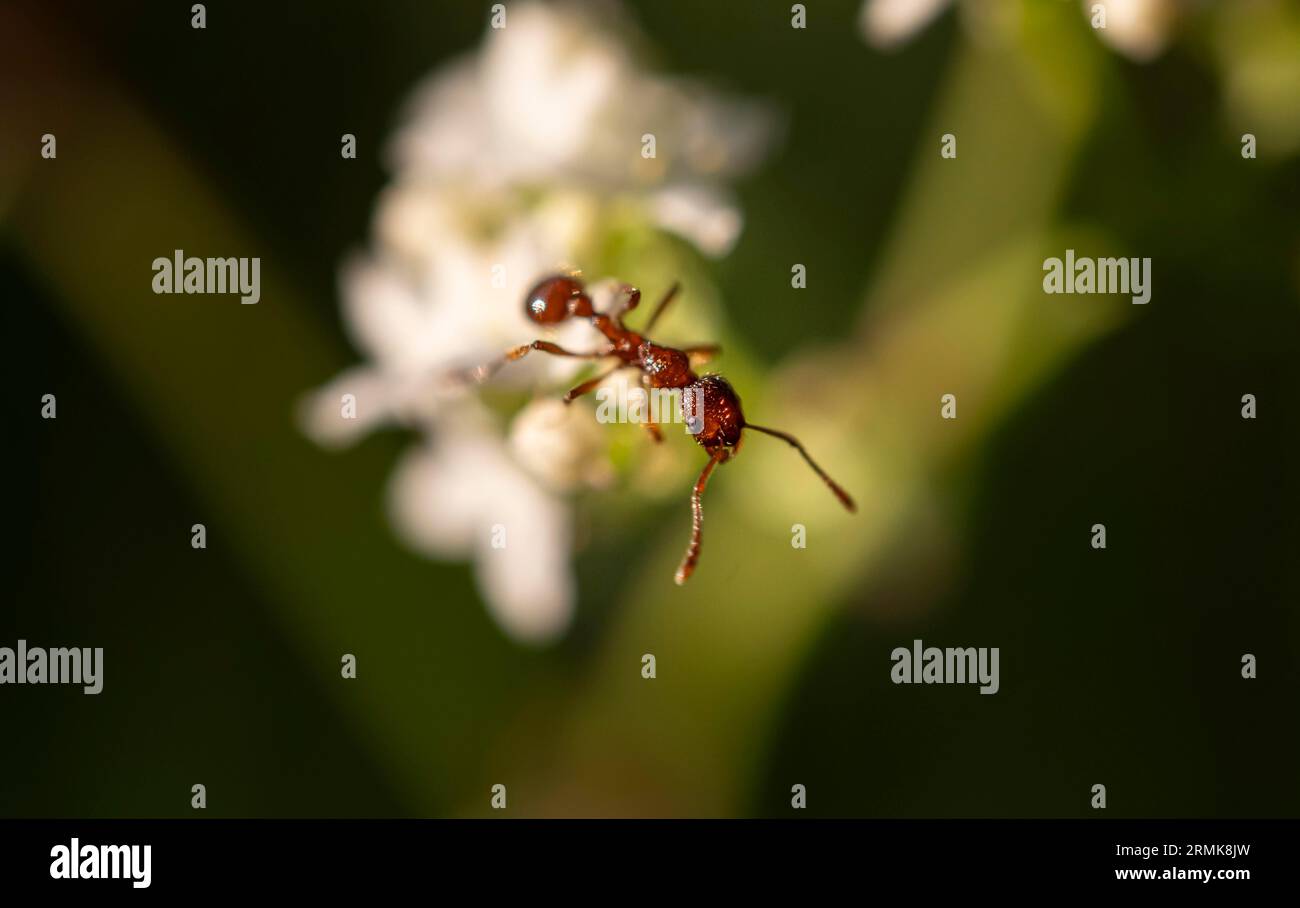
387 434 577 642
647 185 745 258
860 0 953 49
296 366 399 448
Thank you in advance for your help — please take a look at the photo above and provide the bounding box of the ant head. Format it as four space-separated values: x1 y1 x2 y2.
525 274 593 324
684 374 745 449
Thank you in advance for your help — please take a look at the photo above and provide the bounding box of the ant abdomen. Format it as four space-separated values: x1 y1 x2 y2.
683 374 745 450
525 274 592 324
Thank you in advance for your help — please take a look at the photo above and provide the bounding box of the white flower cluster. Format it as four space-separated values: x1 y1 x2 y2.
301 2 773 643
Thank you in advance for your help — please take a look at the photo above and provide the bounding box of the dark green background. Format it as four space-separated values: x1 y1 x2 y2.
4 0 1298 816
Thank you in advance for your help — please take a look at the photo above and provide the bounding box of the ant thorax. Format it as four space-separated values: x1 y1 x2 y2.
637 342 694 389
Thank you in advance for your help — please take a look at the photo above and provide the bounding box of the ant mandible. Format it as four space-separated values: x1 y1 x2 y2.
471 274 857 585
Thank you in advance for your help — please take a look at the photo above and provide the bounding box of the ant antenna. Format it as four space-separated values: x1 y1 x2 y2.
744 423 857 513
641 282 680 334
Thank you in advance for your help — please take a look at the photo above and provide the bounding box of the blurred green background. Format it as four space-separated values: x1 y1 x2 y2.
3 0 1299 817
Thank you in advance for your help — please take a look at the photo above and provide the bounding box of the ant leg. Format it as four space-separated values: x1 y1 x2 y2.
637 374 664 442
674 448 728 585
463 340 611 383
508 340 608 362
641 282 681 334
745 423 857 513
563 363 624 403
682 343 721 366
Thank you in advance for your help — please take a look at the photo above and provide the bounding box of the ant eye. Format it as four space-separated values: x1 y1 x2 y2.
525 275 584 324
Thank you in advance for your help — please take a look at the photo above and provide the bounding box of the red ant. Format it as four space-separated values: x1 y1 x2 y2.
469 274 856 585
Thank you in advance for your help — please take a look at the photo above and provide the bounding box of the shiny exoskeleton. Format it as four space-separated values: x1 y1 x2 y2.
474 274 856 584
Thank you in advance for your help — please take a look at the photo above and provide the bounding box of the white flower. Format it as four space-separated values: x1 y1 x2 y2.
388 2 773 202
1083 0 1177 62
386 424 574 643
858 0 1179 61
509 397 617 493
300 1 774 643
859 0 952 50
